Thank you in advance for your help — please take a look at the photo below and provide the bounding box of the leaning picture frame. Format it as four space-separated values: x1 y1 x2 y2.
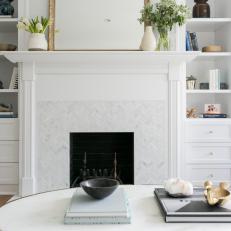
48 0 147 51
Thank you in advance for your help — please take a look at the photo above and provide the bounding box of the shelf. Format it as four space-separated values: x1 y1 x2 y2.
194 52 231 60
187 90 231 94
0 89 18 93
185 118 231 124
0 18 18 33
187 18 231 32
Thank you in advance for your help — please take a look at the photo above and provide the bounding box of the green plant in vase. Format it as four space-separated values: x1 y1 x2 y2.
153 0 189 51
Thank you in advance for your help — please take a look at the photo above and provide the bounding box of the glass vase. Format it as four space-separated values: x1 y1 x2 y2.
156 28 170 51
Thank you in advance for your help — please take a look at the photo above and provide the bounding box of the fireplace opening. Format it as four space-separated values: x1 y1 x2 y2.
70 132 134 187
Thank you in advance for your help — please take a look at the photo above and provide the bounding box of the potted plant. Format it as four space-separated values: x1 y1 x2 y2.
138 2 156 51
153 0 189 51
17 16 50 51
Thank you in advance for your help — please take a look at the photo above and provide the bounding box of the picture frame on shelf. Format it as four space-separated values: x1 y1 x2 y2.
204 104 221 114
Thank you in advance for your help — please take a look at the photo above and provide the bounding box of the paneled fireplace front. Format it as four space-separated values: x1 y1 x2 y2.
70 132 134 187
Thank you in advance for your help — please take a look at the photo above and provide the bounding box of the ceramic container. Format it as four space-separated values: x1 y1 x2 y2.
28 33 48 51
140 26 156 51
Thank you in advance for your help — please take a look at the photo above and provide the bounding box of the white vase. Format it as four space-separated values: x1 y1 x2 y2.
28 33 48 51
140 26 156 51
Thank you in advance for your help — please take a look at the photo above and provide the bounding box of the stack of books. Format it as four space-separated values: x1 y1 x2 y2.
0 111 16 118
186 31 199 51
64 188 131 225
155 188 231 223
209 69 221 90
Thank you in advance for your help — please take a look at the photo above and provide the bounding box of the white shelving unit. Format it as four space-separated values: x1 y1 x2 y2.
0 0 20 195
182 0 231 186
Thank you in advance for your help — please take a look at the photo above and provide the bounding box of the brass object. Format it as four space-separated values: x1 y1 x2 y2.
202 45 223 52
48 0 55 51
204 181 230 206
187 107 197 118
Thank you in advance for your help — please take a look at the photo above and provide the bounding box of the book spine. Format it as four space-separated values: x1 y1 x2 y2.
0 115 17 118
190 32 199 51
203 114 227 118
186 31 191 51
64 216 131 225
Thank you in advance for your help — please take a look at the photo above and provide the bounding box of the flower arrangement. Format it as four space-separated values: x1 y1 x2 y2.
153 0 189 50
17 16 50 34
139 0 189 51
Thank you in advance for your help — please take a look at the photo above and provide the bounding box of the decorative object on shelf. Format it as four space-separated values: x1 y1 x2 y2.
187 107 197 118
202 45 223 52
186 75 197 90
138 2 156 51
0 43 17 51
0 0 14 16
204 104 221 114
153 0 189 51
17 16 50 51
209 69 221 90
0 103 12 112
193 0 210 18
0 81 4 89
200 82 209 89
164 178 193 197
220 83 229 90
9 67 18 89
80 178 119 200
204 181 230 206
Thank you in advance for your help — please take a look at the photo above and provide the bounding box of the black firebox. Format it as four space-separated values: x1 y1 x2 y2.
70 132 134 187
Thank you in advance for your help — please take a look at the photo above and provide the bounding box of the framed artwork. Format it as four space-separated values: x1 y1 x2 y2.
48 0 145 50
204 104 221 114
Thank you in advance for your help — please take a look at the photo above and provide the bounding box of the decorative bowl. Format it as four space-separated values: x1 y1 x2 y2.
204 181 230 206
80 178 119 200
0 43 17 51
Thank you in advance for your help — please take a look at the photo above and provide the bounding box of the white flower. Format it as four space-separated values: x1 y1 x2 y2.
22 17 30 25
17 22 26 30
36 23 43 31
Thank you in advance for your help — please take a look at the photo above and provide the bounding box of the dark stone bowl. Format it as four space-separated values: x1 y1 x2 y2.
80 178 119 200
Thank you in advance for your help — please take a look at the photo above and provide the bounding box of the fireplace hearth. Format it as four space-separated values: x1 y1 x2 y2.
70 133 134 187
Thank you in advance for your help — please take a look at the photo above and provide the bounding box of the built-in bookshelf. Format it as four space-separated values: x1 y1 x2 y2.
185 0 231 121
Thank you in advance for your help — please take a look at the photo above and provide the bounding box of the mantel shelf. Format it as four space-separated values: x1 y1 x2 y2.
0 51 200 66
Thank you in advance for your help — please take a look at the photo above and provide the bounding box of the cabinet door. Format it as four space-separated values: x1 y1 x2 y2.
0 141 19 163
0 119 19 141
0 163 18 184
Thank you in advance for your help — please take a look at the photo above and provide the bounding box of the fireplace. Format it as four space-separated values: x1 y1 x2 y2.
70 132 134 187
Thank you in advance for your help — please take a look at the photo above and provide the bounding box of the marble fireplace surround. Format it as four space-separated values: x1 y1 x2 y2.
3 51 198 196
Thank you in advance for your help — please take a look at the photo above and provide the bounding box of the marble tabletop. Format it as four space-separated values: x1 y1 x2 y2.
0 185 231 231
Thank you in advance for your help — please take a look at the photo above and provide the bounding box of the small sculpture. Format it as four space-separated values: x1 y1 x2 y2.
204 181 230 206
0 80 3 89
164 178 193 197
0 0 14 16
187 107 197 118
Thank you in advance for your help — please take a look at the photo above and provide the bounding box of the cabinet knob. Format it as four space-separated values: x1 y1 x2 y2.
209 130 214 134
209 174 214 178
209 152 214 156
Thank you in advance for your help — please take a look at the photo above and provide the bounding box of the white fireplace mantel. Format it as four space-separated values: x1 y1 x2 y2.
1 51 198 196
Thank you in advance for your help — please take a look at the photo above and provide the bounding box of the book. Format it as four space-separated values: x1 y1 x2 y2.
186 31 193 51
9 67 18 89
0 114 17 118
190 32 199 51
209 69 221 90
154 188 231 223
0 112 13 115
202 114 227 118
64 188 131 224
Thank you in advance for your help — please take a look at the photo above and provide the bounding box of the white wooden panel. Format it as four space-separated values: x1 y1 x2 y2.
0 163 18 184
55 0 143 50
185 143 231 164
186 124 231 142
0 119 19 141
0 141 19 163
186 165 231 185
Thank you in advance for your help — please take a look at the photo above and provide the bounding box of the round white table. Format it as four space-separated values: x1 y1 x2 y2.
0 185 231 231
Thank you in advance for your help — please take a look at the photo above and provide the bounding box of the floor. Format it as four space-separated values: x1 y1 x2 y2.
0 196 12 207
